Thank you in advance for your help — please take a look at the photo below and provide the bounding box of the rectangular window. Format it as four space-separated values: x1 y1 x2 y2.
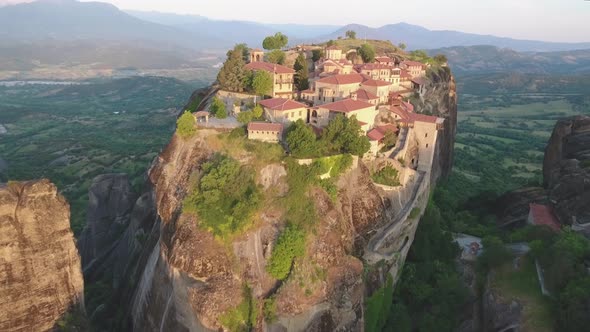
299 111 302 116
291 112 294 118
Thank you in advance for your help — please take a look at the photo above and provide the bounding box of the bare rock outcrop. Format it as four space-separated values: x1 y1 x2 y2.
0 180 84 332
543 115 590 225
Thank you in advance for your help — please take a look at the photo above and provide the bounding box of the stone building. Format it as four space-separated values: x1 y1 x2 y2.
313 98 377 132
245 62 295 99
247 122 284 143
259 98 309 124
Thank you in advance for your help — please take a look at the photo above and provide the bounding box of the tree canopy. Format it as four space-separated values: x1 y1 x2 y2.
176 111 196 138
345 30 357 39
217 45 247 92
262 32 288 50
267 49 286 65
252 70 273 96
311 49 324 62
294 53 309 91
286 120 319 158
321 115 370 156
357 43 376 63
398 42 407 50
210 96 227 119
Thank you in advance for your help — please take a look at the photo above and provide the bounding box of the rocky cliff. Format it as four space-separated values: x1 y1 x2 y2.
76 68 458 331
0 180 85 331
415 66 458 182
543 115 590 226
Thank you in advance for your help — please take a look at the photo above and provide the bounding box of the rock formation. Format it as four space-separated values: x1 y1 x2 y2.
543 115 590 226
0 180 84 332
78 68 458 331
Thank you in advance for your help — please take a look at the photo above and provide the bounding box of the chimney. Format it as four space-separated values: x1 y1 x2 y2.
351 92 357 101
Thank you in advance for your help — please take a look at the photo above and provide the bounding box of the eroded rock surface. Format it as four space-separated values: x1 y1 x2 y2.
0 180 84 332
543 115 590 225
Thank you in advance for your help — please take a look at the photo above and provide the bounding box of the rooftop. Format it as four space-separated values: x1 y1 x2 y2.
362 79 392 87
402 60 426 68
319 98 375 113
529 203 561 232
316 73 370 85
367 128 385 141
247 122 284 132
259 98 307 112
354 89 378 101
245 61 295 74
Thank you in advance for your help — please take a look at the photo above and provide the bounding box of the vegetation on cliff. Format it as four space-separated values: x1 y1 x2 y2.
176 111 196 138
183 153 260 237
366 200 468 332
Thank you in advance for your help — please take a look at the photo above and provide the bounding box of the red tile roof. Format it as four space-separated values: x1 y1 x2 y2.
376 124 398 134
316 73 369 85
354 89 378 101
400 69 412 79
300 89 315 94
529 203 561 232
362 79 392 87
410 113 440 124
319 98 375 113
194 111 209 117
245 61 295 74
411 77 427 85
402 60 426 68
247 122 284 133
367 128 385 141
326 45 341 50
259 98 307 112
361 63 391 70
402 101 414 112
389 105 440 124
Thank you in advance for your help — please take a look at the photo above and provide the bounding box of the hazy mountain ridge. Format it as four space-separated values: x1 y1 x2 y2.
322 23 590 52
428 45 590 74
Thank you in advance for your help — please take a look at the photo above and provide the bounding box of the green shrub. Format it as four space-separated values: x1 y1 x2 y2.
176 111 196 138
266 224 307 280
409 207 421 219
319 178 338 201
210 96 227 119
229 126 247 139
263 297 277 323
220 284 258 332
182 154 260 238
237 111 254 124
365 276 393 332
372 166 400 187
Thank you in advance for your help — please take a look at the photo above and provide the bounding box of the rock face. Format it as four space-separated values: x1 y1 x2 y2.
481 288 522 332
0 180 84 332
80 70 458 331
78 174 137 271
543 115 590 225
414 66 458 182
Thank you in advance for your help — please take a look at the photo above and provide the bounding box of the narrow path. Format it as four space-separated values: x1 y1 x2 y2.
390 127 408 160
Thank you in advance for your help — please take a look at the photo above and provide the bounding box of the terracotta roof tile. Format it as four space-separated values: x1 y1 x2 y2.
367 128 385 141
529 203 561 232
354 89 378 101
247 122 284 132
245 61 295 74
362 79 392 87
259 98 307 112
316 73 370 85
319 98 375 113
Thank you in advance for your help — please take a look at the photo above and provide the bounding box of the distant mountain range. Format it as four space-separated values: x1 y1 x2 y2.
428 45 590 75
1 0 590 79
320 23 590 52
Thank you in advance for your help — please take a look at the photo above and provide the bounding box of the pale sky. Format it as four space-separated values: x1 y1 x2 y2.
2 0 590 42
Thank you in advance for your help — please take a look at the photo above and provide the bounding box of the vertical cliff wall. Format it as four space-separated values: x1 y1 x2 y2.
543 115 590 226
414 66 458 183
0 180 85 332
